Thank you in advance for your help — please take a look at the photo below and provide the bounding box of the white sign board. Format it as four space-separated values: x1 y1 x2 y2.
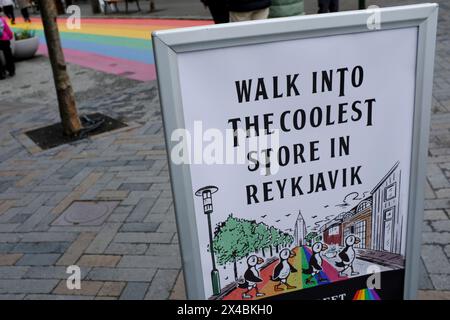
153 4 438 300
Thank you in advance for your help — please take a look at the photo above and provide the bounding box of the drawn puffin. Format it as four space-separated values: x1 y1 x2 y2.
335 235 361 276
237 255 265 299
272 248 297 291
303 242 328 284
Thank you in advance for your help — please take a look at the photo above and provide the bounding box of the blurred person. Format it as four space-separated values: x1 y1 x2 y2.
318 0 339 13
0 0 16 24
150 0 155 12
229 0 271 22
0 12 15 79
201 0 229 24
269 0 304 18
17 0 31 22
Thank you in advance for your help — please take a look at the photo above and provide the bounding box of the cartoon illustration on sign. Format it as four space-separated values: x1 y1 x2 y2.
195 161 405 300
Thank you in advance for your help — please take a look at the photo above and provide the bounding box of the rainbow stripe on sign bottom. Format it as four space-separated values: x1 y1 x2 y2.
353 288 381 300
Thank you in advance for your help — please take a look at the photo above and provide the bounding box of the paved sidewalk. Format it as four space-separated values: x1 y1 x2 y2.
0 0 449 300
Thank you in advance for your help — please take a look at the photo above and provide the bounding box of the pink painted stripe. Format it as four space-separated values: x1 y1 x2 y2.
38 45 156 82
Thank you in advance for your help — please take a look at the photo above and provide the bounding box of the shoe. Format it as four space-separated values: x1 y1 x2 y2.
242 293 252 299
256 292 265 297
274 284 284 291
286 284 296 289
351 272 360 276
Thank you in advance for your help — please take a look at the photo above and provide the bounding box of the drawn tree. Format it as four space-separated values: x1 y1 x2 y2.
269 226 282 254
305 231 318 246
281 233 294 247
213 215 296 280
254 223 270 257
213 215 251 281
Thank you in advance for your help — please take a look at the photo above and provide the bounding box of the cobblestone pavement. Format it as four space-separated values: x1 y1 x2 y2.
0 0 449 300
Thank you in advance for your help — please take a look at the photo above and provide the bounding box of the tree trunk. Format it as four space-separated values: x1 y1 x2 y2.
275 245 279 253
270 246 273 257
233 255 238 281
39 0 82 136
150 1 155 12
262 247 266 258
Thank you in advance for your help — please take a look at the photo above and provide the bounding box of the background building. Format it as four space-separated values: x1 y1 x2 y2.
371 162 403 254
342 198 373 249
322 215 344 246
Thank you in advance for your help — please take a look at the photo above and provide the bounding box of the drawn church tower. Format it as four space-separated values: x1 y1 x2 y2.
294 210 307 247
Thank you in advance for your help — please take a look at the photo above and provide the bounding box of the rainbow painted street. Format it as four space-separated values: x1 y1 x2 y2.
13 18 211 82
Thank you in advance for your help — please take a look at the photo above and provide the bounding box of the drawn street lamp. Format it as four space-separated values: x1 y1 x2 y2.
195 185 221 296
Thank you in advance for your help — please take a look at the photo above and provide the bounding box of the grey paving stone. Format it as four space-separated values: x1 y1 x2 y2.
145 269 179 300
120 223 160 233
113 232 173 244
421 245 450 274
0 234 21 243
16 206 53 232
11 242 71 254
146 244 180 257
119 282 150 300
118 255 181 269
24 294 95 300
0 243 15 254
431 220 450 232
119 183 152 191
422 232 450 245
16 254 61 266
87 267 156 282
105 243 148 255
423 221 433 232
0 279 59 294
0 266 29 279
18 232 78 243
424 209 448 220
419 258 434 290
0 294 25 300
430 274 450 291
425 198 450 210
126 198 157 222
23 266 91 279
85 223 121 254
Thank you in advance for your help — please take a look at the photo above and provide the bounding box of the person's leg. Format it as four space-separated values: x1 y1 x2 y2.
21 8 31 22
250 7 269 20
318 0 330 13
329 0 339 12
0 41 15 76
208 1 229 24
0 56 6 79
0 42 9 78
229 11 252 23
4 5 16 24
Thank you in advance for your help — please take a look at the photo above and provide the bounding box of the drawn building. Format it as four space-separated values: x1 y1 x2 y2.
341 197 373 249
321 215 344 246
370 162 403 254
294 210 307 246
